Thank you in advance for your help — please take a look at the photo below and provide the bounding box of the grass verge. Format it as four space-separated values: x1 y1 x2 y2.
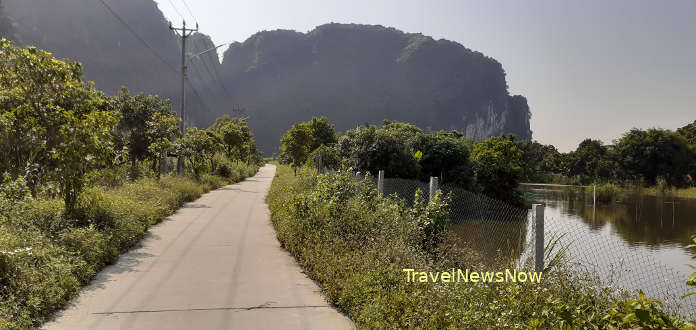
267 165 693 329
0 163 259 329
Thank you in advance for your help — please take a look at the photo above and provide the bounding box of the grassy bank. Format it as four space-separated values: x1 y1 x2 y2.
267 165 692 329
642 186 696 199
0 163 259 329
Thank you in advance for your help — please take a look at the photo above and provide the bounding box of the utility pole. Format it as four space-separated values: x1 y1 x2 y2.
170 20 198 175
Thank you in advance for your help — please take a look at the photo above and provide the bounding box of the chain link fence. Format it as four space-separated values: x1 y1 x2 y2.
364 171 696 319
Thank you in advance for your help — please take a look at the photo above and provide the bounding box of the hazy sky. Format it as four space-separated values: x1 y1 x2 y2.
155 0 696 151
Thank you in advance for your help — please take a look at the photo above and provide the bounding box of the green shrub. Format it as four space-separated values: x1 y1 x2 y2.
0 226 84 329
267 165 692 329
0 168 260 328
591 183 621 203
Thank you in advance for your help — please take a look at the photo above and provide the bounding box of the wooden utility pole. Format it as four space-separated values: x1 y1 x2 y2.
170 20 198 174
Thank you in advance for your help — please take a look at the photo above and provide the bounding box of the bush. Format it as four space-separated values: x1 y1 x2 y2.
267 165 692 329
0 167 260 328
591 183 621 203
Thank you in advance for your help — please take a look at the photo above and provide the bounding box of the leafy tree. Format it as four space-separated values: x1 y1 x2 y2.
146 109 180 177
567 139 612 181
0 40 119 211
306 144 341 171
471 135 524 205
54 110 119 214
408 132 473 187
308 117 337 150
517 140 562 181
338 124 419 178
113 87 177 176
280 123 314 173
677 120 696 146
176 127 219 178
614 128 692 187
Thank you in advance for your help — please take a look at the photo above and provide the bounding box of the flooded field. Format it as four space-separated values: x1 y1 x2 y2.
449 186 696 317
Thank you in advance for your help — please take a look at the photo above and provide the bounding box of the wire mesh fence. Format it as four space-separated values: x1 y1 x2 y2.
369 172 696 319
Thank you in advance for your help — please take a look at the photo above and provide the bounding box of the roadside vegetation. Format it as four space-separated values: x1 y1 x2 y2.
280 118 525 205
518 123 696 201
0 40 262 328
267 165 693 328
279 116 696 206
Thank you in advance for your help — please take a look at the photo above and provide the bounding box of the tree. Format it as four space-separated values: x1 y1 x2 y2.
338 124 419 178
176 127 219 178
308 117 337 150
0 40 120 212
408 132 473 187
677 120 696 146
53 111 119 214
306 144 341 171
113 87 176 176
146 109 180 177
568 139 610 181
517 140 562 181
280 123 313 173
471 135 524 205
614 128 692 187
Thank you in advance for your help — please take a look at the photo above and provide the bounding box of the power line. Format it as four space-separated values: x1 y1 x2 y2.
97 0 177 73
191 37 231 95
179 0 197 23
166 0 185 21
185 76 214 115
100 0 215 122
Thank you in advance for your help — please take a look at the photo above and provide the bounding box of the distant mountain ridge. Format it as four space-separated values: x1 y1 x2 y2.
1 1 532 153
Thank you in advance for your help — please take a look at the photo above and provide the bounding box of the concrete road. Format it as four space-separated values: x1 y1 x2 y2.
44 165 354 330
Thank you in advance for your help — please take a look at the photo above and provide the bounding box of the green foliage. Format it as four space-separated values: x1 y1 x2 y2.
411 190 451 253
685 235 696 299
517 140 562 181
267 165 691 329
613 128 692 187
0 166 259 328
338 123 419 178
0 173 31 202
471 135 524 205
209 116 255 162
280 122 314 169
305 144 341 171
408 132 473 187
677 121 696 146
113 87 179 174
0 40 120 213
280 117 337 170
308 117 338 150
590 183 622 203
176 127 219 178
0 41 263 328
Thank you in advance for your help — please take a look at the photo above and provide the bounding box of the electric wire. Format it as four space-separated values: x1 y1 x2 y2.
97 0 177 73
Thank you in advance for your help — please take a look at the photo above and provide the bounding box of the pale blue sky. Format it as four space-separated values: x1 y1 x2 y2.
155 0 696 151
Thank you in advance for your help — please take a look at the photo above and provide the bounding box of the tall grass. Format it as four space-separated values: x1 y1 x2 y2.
0 163 259 329
267 165 692 329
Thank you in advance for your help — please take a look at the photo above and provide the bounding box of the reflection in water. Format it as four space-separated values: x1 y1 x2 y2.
449 219 529 265
449 186 696 317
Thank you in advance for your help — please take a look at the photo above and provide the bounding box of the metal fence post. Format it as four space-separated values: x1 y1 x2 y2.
378 170 384 196
533 204 545 273
429 176 439 202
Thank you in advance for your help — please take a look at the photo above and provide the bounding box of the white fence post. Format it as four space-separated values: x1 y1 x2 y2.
378 170 384 196
533 204 545 273
429 176 439 202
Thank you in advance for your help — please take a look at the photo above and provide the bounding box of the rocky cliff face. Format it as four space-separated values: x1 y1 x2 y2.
219 23 531 152
2 2 531 153
0 0 14 39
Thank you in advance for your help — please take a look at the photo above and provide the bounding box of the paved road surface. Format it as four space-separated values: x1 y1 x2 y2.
45 165 354 330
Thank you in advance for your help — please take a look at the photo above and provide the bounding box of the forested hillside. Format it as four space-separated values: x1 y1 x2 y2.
2 1 532 153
